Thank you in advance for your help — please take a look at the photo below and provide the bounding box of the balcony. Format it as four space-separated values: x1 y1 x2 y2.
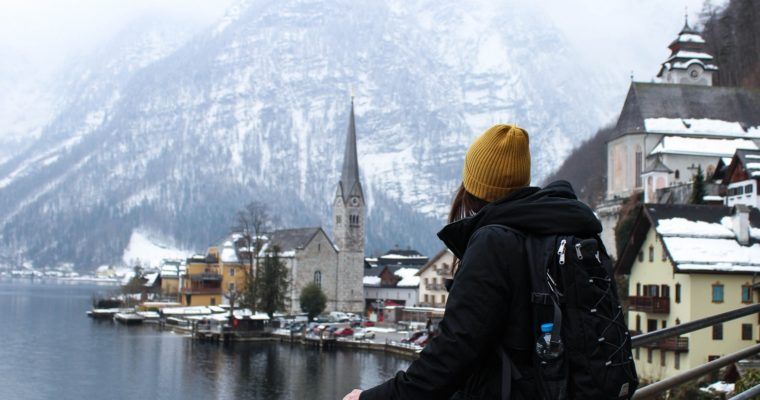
630 330 689 351
182 286 222 295
189 272 222 282
425 283 446 291
628 295 670 313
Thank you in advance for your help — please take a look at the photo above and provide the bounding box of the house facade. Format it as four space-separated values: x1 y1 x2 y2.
724 149 760 208
417 249 454 307
616 204 760 382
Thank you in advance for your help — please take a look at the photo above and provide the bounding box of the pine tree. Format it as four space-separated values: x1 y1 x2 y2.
257 246 290 318
300 282 327 321
690 165 706 205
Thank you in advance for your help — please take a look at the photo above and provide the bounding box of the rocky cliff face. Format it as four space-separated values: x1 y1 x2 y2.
0 0 618 269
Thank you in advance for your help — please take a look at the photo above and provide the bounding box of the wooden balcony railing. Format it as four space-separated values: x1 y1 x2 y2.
628 295 670 313
182 287 222 295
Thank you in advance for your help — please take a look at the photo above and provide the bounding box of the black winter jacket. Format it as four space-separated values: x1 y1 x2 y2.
360 181 602 400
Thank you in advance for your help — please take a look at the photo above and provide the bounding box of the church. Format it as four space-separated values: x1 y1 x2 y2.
597 18 760 257
260 99 366 314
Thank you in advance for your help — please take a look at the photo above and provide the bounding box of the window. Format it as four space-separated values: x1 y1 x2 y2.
229 267 235 276
742 324 753 340
742 285 752 303
441 294 446 303
228 282 235 291
674 353 680 370
661 320 667 329
713 323 723 340
638 251 644 263
661 285 670 299
648 245 654 262
675 169 680 180
318 243 321 252
424 294 429 303
712 283 724 303
636 283 641 296
675 318 681 325
424 278 429 285
314 271 322 288
349 214 359 226
661 244 668 261
647 319 658 333
210 297 216 306
336 216 342 225
708 355 720 362
647 349 653 363
675 283 681 303
635 315 641 332
661 351 667 366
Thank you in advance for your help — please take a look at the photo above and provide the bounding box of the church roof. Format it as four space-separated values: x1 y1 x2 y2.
658 17 717 77
265 227 334 254
614 82 760 139
338 99 362 202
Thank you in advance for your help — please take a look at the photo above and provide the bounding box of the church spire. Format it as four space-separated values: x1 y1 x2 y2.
339 98 361 202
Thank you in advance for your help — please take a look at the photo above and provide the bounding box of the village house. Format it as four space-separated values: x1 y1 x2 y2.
159 259 184 299
363 249 427 311
616 203 760 382
596 18 760 257
723 149 760 208
416 248 454 307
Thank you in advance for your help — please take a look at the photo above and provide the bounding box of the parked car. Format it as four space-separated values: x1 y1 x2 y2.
353 329 375 340
333 327 354 337
329 311 350 322
361 321 375 327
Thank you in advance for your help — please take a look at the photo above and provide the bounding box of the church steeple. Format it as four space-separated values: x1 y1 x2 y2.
657 15 717 86
337 98 363 203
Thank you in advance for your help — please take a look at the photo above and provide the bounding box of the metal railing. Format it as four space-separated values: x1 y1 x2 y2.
630 303 760 399
729 383 760 400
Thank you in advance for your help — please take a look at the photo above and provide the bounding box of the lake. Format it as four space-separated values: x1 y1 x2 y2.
0 279 411 400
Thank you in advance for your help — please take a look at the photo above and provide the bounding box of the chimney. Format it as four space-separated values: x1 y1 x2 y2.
731 205 750 245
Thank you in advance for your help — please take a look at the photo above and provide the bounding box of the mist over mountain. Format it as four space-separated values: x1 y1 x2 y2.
0 0 621 269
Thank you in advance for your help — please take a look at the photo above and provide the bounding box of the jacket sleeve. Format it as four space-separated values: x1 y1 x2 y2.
360 226 517 400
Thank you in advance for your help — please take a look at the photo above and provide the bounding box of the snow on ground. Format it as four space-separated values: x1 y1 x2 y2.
122 229 189 268
394 268 420 287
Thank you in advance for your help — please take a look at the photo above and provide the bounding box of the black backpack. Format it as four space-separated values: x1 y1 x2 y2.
500 232 639 399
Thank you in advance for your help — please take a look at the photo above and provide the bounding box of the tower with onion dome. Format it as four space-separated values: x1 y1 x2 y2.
657 16 718 86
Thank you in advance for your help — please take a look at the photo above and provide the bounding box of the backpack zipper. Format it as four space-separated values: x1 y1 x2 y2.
557 239 567 265
575 243 584 260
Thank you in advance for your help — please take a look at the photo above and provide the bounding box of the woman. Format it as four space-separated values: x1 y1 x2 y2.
343 124 602 399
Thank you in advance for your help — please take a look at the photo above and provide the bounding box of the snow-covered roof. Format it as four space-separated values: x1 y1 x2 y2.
650 137 758 158
667 50 714 61
220 241 239 263
677 33 705 44
143 272 159 287
643 118 759 138
363 276 381 286
654 214 760 273
394 268 420 287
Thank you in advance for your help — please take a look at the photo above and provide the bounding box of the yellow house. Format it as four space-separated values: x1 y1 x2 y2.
416 249 454 307
181 253 223 306
616 203 760 382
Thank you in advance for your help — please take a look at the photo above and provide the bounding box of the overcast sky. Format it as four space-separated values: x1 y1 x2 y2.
0 0 723 80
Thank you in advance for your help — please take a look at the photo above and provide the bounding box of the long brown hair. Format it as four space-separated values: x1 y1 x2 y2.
448 183 488 275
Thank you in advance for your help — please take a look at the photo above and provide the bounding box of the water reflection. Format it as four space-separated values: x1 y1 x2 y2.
0 279 410 400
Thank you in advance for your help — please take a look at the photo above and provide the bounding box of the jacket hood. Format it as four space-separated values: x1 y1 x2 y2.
438 180 602 259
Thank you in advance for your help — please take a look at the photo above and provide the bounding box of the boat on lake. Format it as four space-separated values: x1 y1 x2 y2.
114 312 145 325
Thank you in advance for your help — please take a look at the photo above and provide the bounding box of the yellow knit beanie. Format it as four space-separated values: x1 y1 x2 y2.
462 124 531 202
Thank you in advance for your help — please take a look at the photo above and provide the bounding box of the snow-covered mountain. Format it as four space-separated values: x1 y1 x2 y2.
0 0 619 269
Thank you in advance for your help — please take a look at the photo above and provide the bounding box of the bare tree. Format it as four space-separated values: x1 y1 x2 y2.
233 201 273 313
